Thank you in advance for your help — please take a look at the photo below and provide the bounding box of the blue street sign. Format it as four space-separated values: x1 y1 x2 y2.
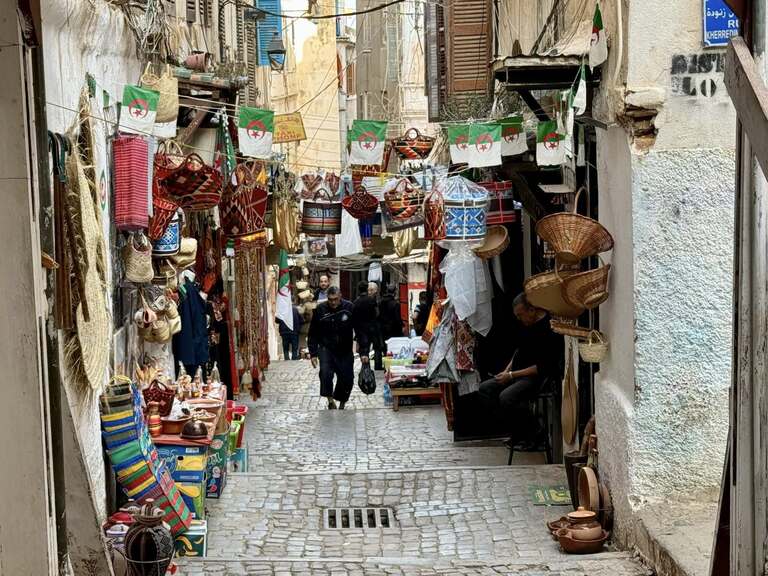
703 0 739 47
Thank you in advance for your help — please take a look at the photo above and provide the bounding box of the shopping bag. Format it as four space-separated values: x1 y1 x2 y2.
358 363 376 395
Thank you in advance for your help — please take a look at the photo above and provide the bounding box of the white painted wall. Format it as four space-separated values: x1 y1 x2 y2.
594 0 735 545
43 0 142 521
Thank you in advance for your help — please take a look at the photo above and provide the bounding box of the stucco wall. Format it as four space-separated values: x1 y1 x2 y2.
594 0 735 544
43 0 141 521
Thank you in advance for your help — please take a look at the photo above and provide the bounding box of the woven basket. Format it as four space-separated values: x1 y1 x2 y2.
142 380 176 417
342 184 379 219
384 179 425 221
579 330 608 363
524 268 583 318
393 128 435 160
550 319 592 339
535 188 613 264
423 186 445 241
563 261 611 309
122 233 154 284
140 63 179 124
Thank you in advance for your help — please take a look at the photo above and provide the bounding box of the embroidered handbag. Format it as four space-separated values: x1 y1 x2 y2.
301 189 342 235
151 211 181 256
392 127 435 160
423 186 446 241
384 178 424 221
341 184 379 220
159 153 223 211
220 162 269 238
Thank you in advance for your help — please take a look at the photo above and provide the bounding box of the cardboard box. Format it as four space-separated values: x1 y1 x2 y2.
177 481 206 519
205 428 229 499
155 445 207 483
174 519 207 557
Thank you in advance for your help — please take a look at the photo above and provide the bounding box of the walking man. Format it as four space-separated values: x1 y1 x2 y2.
378 284 404 344
308 286 357 409
353 281 382 370
276 305 303 361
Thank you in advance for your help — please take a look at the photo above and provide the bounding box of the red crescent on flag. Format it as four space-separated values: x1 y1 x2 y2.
475 133 494 153
543 132 561 150
454 134 469 150
127 98 150 119
502 125 521 142
246 119 267 140
357 130 379 150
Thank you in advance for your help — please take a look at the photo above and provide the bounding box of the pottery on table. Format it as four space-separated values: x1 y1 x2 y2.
181 417 209 440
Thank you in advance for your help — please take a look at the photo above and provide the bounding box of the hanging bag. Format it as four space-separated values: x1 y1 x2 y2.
341 183 379 220
423 185 446 241
140 63 179 124
220 161 269 237
358 363 377 395
159 153 223 211
113 135 150 231
384 178 424 221
301 188 342 235
392 127 435 160
122 233 154 284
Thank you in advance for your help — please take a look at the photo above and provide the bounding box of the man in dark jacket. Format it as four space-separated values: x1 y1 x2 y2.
353 281 383 370
378 284 403 346
308 286 357 409
276 306 303 361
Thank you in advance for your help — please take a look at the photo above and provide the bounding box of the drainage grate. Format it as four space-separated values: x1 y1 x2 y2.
322 507 396 530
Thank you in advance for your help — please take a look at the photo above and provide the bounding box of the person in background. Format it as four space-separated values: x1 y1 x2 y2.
308 286 357 409
411 291 431 336
378 283 403 351
276 305 303 361
353 281 381 369
366 282 385 370
315 274 330 302
477 292 563 444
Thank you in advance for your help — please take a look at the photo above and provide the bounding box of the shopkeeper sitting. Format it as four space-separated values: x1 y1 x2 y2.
478 292 563 443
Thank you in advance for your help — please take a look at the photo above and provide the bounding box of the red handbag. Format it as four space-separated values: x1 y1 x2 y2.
423 187 445 240
159 153 223 211
220 162 268 238
384 178 424 221
341 184 379 220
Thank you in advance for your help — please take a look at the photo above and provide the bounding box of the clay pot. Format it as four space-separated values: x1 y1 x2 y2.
185 51 212 71
123 501 173 576
565 520 603 541
557 528 609 554
160 415 190 435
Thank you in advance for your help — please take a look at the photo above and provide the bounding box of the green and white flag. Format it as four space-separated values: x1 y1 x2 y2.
573 64 587 115
239 107 275 159
468 124 502 167
497 116 528 156
536 120 566 166
348 120 387 165
447 125 471 165
276 249 293 331
589 2 608 70
119 85 159 135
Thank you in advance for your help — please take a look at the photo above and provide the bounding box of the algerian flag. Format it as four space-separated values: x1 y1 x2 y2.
573 64 587 115
119 85 159 135
497 116 528 156
348 120 387 165
536 120 566 166
239 107 275 159
589 2 608 70
276 249 293 331
447 124 471 165
468 123 502 168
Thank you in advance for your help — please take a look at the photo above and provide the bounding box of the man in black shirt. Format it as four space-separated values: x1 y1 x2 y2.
478 292 563 440
308 286 357 409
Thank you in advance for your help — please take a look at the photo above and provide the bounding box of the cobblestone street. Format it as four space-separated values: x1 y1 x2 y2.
178 361 650 575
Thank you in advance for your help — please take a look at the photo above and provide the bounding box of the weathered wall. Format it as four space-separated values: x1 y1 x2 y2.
43 0 141 522
594 0 735 545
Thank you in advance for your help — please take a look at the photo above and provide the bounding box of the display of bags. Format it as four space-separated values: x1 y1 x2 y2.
220 162 269 237
140 63 179 124
159 153 223 211
113 134 150 231
301 190 342 235
123 233 154 284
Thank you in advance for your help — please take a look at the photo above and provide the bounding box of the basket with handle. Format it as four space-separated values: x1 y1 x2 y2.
423 185 446 241
342 183 379 220
142 379 176 417
393 127 435 159
562 257 611 309
384 178 425 221
535 187 614 264
301 188 342 235
579 330 608 363
524 266 584 318
220 161 269 238
159 153 223 211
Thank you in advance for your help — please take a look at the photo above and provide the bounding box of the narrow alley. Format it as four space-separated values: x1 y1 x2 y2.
177 361 649 576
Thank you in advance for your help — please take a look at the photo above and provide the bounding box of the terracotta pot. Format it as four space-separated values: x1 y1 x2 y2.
161 415 190 435
185 51 212 71
566 520 603 541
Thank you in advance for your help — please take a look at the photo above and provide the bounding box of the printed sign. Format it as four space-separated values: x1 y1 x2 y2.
703 0 739 47
273 112 307 144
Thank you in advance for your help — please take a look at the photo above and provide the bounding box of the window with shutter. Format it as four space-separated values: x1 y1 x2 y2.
236 5 245 61
186 0 197 22
246 21 258 105
256 0 283 67
347 61 355 95
445 0 491 97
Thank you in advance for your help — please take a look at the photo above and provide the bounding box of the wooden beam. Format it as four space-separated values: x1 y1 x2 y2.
518 89 551 122
724 37 768 177
177 108 208 144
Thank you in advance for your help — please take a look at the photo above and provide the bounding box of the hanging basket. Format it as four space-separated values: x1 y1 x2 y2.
384 178 425 221
579 330 608 363
342 184 379 220
220 162 269 238
423 186 446 241
562 260 611 309
151 213 181 256
392 128 435 160
536 188 614 264
524 267 583 318
142 379 176 417
301 190 342 236
159 153 223 211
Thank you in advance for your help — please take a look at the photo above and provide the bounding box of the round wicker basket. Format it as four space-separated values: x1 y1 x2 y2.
579 330 609 363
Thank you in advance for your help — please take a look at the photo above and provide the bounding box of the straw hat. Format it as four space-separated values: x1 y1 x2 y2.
66 149 110 391
473 226 509 260
524 268 584 318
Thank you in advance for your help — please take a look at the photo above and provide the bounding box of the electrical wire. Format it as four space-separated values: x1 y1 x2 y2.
257 0 405 20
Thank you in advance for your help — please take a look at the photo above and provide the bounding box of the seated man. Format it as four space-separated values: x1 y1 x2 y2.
478 292 563 443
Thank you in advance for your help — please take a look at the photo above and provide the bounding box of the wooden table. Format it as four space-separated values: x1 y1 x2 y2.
391 386 443 411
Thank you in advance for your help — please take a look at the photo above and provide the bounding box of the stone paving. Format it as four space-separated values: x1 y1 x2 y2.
176 360 650 576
